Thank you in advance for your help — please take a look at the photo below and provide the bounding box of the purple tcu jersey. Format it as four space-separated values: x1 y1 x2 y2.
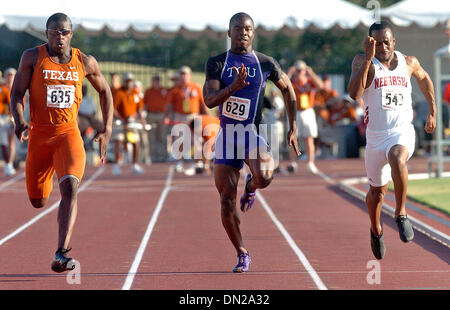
205 50 283 128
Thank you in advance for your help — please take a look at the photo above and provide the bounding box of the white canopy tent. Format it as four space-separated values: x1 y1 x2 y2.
380 0 450 28
1 0 374 35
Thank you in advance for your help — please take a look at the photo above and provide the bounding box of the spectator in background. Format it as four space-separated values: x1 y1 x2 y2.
111 72 146 175
262 87 285 172
443 81 450 130
78 85 103 148
442 20 450 132
185 114 220 176
133 80 151 165
315 75 339 109
165 65 209 172
0 68 17 176
314 75 339 158
329 95 357 127
110 72 121 97
319 95 359 159
144 75 168 162
165 71 180 161
287 60 324 174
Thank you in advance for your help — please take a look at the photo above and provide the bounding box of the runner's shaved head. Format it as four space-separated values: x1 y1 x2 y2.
229 12 254 29
369 20 393 37
46 13 72 29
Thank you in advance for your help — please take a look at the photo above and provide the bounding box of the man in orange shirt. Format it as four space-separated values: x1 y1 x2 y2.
0 68 17 176
109 72 121 97
314 75 339 155
10 13 113 272
165 65 208 172
287 60 323 174
144 75 168 162
314 75 339 123
111 72 146 175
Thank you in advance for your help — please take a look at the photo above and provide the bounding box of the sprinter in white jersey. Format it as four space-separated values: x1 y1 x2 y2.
348 21 436 260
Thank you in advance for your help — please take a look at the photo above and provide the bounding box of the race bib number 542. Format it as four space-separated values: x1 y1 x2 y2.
381 89 404 111
223 96 251 121
47 85 75 109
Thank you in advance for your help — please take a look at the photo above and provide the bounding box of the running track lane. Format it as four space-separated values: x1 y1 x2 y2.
129 170 322 290
0 164 168 289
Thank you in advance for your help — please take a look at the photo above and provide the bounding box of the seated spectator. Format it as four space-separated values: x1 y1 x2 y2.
329 95 357 126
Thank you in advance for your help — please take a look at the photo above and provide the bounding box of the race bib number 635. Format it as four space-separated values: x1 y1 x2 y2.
223 96 250 121
47 85 75 109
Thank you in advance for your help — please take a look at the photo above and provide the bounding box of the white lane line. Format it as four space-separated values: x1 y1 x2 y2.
255 191 328 290
0 166 105 247
122 165 174 290
0 172 26 191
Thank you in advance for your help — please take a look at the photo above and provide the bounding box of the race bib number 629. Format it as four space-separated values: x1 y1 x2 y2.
223 96 250 121
47 85 75 109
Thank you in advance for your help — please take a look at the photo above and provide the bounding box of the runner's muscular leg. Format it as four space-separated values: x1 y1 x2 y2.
305 136 315 163
388 144 409 217
245 150 274 193
57 176 79 250
366 183 389 235
30 197 49 209
215 164 247 254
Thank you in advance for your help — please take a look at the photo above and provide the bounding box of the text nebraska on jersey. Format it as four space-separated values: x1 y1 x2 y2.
374 76 408 89
42 70 80 81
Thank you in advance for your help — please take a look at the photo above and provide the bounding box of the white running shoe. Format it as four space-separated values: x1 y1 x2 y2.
184 166 196 176
175 161 184 173
112 163 121 175
131 163 145 174
306 162 318 174
4 163 16 176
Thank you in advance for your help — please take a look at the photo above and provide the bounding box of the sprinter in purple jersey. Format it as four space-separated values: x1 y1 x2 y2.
204 12 301 273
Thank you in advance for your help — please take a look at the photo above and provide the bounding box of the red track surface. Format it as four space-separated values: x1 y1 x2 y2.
0 158 448 290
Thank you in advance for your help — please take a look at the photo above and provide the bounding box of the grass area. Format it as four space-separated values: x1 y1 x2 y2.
389 178 450 216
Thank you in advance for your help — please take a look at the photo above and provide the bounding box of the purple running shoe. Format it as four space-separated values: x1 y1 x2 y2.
233 252 251 273
240 174 256 213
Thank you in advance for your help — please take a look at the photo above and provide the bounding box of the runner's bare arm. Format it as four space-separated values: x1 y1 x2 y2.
198 86 210 116
10 48 38 142
204 63 249 108
348 36 377 100
348 54 374 100
83 54 114 163
407 55 436 134
274 72 301 156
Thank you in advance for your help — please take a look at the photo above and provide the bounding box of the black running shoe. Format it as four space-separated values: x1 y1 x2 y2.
370 229 386 260
51 248 76 273
395 215 414 243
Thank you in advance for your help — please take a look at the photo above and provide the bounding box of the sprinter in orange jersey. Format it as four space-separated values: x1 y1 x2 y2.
9 13 114 273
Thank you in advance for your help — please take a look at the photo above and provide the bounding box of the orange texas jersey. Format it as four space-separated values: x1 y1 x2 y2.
29 44 85 126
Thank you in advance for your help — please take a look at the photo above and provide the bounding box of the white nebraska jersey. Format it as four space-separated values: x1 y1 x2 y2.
362 51 412 132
